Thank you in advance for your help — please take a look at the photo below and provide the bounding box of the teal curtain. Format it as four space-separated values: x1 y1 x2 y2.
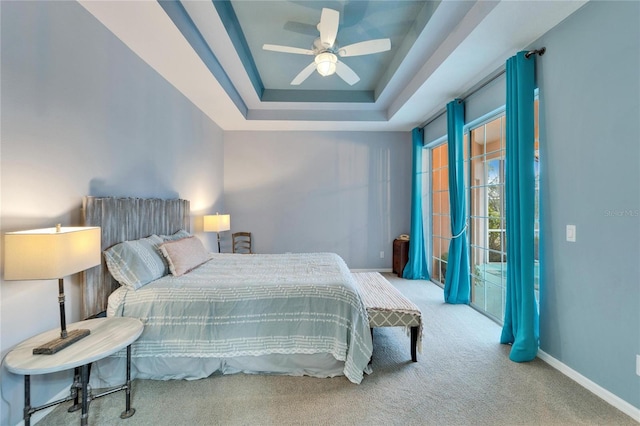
500 51 540 362
403 127 430 280
443 100 470 304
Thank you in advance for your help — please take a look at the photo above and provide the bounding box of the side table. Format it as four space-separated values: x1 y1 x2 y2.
5 317 143 426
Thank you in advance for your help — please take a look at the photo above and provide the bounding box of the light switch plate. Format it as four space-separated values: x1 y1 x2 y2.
566 225 576 242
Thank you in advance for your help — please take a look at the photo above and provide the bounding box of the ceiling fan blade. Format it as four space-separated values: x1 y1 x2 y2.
338 39 391 57
317 8 339 48
291 62 317 85
263 44 314 55
335 60 360 86
283 21 318 37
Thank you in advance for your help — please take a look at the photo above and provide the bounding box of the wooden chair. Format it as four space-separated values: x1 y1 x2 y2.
232 232 252 254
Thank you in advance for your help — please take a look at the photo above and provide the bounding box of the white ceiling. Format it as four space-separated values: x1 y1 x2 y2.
78 0 586 132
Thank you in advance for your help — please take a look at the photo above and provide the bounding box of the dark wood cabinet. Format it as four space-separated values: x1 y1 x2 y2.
392 239 409 277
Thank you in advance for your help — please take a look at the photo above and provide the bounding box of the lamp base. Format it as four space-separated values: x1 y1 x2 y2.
33 329 91 355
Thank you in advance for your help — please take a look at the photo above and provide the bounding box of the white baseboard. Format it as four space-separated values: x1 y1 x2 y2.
537 350 640 422
15 387 69 426
351 268 393 273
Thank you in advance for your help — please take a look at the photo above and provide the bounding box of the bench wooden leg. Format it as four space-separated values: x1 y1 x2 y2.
410 326 418 362
369 328 374 365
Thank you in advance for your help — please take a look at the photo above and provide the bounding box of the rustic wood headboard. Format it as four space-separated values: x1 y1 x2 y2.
81 196 190 318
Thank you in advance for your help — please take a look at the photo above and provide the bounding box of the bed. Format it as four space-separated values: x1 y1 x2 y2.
82 197 373 386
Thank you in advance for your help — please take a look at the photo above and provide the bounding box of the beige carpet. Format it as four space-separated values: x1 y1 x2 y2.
39 274 636 425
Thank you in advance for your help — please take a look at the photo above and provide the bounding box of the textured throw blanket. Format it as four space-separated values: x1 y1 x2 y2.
107 252 373 383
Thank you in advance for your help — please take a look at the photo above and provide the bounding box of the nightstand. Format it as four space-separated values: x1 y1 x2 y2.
392 239 410 277
5 317 143 426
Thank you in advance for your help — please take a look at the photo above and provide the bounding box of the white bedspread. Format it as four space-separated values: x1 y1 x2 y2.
104 252 373 384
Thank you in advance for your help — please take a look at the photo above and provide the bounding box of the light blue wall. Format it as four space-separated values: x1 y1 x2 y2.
224 131 412 268
420 0 640 412
0 2 224 425
535 0 640 409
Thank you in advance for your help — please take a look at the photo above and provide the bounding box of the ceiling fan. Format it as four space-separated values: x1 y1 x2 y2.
263 8 391 86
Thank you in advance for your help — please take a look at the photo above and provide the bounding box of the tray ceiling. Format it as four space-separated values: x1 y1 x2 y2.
78 0 586 131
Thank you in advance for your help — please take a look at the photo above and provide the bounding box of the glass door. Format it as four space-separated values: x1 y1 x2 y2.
468 116 507 321
431 143 450 285
427 100 540 324
468 99 540 322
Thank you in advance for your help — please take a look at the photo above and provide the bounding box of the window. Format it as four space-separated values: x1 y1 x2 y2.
431 143 450 285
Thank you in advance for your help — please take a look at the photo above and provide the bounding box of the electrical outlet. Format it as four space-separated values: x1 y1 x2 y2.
636 355 640 376
380 251 385 259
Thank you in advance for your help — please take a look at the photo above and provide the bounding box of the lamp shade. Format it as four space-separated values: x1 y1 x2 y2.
315 52 337 76
4 226 101 280
203 214 231 233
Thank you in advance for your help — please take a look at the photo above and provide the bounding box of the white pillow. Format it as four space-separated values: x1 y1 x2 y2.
159 236 210 277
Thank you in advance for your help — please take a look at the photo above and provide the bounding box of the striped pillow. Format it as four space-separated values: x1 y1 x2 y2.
104 234 166 290
160 229 191 241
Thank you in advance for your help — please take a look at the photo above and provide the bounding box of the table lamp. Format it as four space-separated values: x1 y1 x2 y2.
4 225 101 354
203 213 230 253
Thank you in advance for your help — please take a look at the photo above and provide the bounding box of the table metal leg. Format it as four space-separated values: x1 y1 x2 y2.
68 366 82 412
22 372 80 424
120 344 136 419
24 375 31 426
81 364 89 426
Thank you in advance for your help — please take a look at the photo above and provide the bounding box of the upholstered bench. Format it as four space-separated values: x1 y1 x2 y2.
352 272 423 362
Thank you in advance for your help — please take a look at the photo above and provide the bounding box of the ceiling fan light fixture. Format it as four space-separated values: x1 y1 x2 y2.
315 52 337 76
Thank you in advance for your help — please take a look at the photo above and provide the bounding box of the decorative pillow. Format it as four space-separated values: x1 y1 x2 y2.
160 229 191 241
104 234 166 290
159 236 210 277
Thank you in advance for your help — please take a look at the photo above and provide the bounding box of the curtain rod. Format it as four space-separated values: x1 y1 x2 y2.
525 47 546 58
418 47 546 129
